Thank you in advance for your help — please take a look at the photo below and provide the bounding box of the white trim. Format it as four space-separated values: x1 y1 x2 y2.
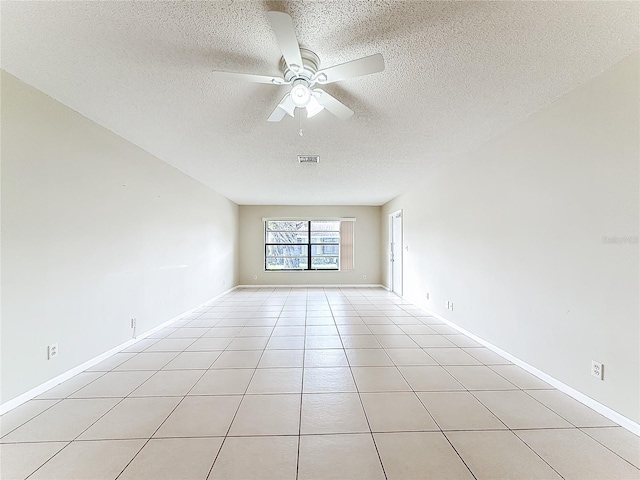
236 284 385 289
262 270 347 273
262 217 356 222
11 285 635 437
388 209 403 296
405 295 640 436
0 286 238 416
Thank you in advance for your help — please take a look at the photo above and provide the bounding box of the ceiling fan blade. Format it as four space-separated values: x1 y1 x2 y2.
266 11 303 72
314 90 354 120
316 53 385 84
268 93 296 122
267 106 287 122
212 71 285 85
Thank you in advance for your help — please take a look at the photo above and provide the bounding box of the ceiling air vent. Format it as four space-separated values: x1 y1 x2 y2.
298 155 320 164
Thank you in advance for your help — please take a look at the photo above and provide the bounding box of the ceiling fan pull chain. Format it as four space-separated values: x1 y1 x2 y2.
299 109 304 136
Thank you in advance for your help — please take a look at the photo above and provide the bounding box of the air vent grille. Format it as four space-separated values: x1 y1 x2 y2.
298 155 320 164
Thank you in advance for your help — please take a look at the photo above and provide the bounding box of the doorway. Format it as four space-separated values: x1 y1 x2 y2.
389 210 403 296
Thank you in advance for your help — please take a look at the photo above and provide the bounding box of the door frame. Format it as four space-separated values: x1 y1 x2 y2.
389 209 403 296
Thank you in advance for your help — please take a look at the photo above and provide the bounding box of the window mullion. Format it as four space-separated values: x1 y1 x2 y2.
307 220 312 271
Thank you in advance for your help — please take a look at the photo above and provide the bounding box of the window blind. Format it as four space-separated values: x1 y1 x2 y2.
339 220 354 271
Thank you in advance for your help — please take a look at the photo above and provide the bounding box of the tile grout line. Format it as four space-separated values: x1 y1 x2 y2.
0 373 105 441
465 390 567 479
169 289 638 478
390 300 552 478
2 323 214 453
10 367 119 478
111 301 230 478
22 361 173 480
7 287 638 479
579 427 640 470
388 315 479 480
383 305 580 477
112 323 218 480
517 388 640 471
402 326 566 480
510 431 568 480
205 291 283 480
18 439 72 480
23 351 186 479
330 289 389 480
294 290 308 480
395 307 559 479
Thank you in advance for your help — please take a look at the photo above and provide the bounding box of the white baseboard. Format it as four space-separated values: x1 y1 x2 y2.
236 284 386 289
8 285 636 437
405 295 640 436
0 286 238 416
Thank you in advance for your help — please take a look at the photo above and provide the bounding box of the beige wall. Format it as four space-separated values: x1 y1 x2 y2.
1 72 240 404
239 205 381 285
381 53 640 423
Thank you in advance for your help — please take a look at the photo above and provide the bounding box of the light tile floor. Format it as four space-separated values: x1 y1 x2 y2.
1 287 639 479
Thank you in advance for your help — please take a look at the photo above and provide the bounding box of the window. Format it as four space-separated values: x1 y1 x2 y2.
265 220 343 271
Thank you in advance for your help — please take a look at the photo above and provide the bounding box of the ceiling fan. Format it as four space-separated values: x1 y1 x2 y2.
212 11 385 122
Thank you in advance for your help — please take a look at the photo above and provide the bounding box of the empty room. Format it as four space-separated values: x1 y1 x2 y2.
1 1 639 479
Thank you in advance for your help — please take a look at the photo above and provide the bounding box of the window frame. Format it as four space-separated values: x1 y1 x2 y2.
264 220 341 271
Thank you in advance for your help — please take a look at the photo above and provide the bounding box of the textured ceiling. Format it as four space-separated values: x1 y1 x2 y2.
2 1 638 205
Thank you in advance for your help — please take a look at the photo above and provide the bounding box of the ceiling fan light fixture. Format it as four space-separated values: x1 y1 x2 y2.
290 81 311 107
306 96 324 117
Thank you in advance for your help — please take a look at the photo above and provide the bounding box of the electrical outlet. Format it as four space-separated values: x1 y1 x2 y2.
131 318 136 329
450 302 454 311
591 361 604 380
47 343 59 360
425 292 430 300
363 274 367 280
253 275 258 280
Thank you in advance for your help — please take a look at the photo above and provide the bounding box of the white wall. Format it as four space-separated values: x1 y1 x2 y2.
239 205 381 286
381 53 640 423
1 71 239 404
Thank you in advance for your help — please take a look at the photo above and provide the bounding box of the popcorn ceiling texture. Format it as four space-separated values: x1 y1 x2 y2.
1 1 638 205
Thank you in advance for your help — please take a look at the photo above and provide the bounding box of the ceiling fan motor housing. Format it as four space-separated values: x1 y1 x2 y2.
281 48 320 83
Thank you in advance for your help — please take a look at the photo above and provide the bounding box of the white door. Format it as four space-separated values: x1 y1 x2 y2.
390 210 403 296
